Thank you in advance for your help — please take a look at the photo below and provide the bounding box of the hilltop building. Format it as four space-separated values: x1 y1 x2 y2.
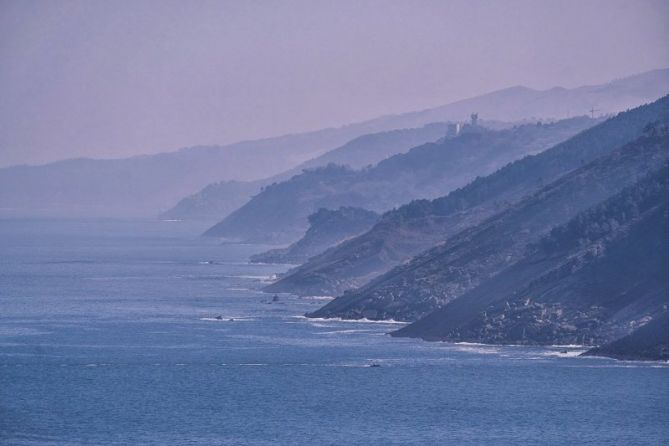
446 113 480 138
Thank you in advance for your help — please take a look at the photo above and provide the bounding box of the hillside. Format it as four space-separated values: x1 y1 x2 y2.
204 117 596 243
266 95 669 297
161 123 449 221
159 180 263 222
1 69 666 219
250 207 380 265
583 312 669 362
366 68 669 129
296 123 450 170
308 128 669 321
394 164 669 349
0 129 367 219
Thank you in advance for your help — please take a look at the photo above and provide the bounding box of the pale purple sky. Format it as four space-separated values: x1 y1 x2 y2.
1 0 668 167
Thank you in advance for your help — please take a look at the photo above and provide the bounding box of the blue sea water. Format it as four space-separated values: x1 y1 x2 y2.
1 219 667 446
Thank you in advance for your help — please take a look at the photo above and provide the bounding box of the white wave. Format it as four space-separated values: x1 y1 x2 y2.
454 341 546 348
451 341 589 358
324 363 370 368
447 342 503 355
452 346 502 355
565 362 669 369
540 350 587 358
295 315 407 325
317 329 376 335
453 341 585 353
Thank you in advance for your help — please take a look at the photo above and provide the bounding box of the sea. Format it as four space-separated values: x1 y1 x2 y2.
1 219 667 445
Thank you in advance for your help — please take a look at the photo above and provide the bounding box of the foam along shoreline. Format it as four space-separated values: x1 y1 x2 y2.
443 341 669 363
300 295 336 301
296 315 408 325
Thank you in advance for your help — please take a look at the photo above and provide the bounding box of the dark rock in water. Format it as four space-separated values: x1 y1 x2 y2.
368 363 381 368
272 295 280 302
583 312 669 361
560 350 569 355
229 318 235 322
215 315 223 320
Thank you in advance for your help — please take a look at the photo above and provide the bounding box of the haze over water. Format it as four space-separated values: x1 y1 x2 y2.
2 1 669 444
1 220 667 445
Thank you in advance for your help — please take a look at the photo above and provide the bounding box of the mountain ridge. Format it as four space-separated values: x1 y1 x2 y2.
266 95 669 298
307 128 669 321
161 122 451 221
204 117 597 243
249 207 380 265
393 163 669 349
1 69 667 219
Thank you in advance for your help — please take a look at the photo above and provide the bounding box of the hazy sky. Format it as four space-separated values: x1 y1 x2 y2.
1 0 668 167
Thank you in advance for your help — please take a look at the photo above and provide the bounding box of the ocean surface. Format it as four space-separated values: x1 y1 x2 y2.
1 219 667 445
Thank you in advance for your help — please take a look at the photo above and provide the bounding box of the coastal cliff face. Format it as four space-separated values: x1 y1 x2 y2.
161 123 450 222
307 130 669 322
266 96 669 297
250 207 379 265
0 124 385 219
583 312 669 361
393 164 669 348
160 180 263 222
204 117 597 243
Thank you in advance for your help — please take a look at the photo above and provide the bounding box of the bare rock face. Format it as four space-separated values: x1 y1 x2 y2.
268 96 669 298
163 123 449 222
310 129 669 322
205 117 597 244
583 312 669 361
249 207 379 265
394 164 669 350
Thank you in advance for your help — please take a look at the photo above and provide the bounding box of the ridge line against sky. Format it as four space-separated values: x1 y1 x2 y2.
0 70 655 171
1 0 668 167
